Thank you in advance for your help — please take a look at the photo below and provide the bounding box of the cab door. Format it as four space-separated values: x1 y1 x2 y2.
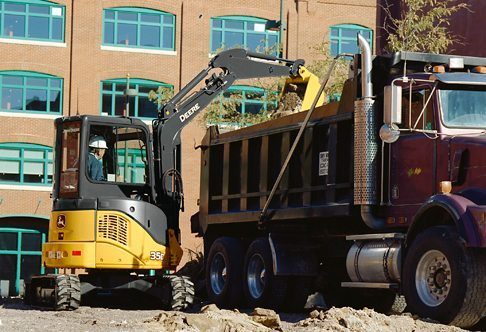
389 86 436 207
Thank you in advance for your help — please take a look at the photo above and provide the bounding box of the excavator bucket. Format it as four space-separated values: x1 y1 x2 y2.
280 66 325 112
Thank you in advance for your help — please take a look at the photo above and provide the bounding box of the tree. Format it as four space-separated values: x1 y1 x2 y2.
384 0 469 54
148 85 174 114
305 40 350 101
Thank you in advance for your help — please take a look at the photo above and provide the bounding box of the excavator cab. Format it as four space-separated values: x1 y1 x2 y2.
55 116 155 204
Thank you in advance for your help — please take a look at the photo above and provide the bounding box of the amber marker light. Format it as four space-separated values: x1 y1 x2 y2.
440 181 452 194
433 65 445 73
472 66 486 74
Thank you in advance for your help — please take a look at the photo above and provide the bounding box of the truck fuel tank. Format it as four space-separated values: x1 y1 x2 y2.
346 234 404 283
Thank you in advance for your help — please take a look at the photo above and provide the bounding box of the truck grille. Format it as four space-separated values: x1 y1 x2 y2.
97 214 128 246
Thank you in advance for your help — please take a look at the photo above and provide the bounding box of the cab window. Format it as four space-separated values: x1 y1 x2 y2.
88 125 147 185
400 88 434 130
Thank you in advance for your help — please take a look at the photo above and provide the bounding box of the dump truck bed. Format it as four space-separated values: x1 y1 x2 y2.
198 99 356 232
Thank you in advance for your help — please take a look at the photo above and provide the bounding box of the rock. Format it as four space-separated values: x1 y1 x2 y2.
201 303 219 313
251 308 281 329
309 310 320 319
185 314 217 331
304 292 327 310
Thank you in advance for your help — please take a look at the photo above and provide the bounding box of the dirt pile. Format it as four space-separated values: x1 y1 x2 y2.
145 304 470 332
146 304 276 331
296 307 467 332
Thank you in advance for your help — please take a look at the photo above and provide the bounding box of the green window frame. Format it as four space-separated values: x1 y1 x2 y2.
330 24 372 56
102 7 175 51
101 78 173 119
0 227 46 296
0 143 53 185
117 148 146 184
0 0 65 42
211 16 279 55
220 85 277 115
0 71 62 114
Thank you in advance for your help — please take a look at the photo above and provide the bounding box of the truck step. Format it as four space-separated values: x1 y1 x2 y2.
346 233 405 241
341 282 399 289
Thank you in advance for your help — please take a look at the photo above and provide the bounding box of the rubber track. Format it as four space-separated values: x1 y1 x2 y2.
450 249 486 328
55 275 81 311
167 275 195 311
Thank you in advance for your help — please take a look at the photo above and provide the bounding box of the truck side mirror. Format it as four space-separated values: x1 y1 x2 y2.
381 85 402 143
384 85 402 125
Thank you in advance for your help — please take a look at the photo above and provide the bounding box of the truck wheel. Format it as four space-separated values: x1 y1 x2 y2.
243 238 287 309
403 226 486 328
205 237 244 308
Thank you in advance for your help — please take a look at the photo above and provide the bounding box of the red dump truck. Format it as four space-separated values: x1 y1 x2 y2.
192 36 486 328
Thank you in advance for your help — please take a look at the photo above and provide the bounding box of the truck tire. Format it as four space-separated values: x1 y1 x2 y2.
243 238 287 310
205 237 244 308
403 226 486 328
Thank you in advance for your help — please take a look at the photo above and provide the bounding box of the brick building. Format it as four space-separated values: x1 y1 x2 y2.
0 0 376 296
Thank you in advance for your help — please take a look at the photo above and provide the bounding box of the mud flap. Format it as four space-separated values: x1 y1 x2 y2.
268 233 318 276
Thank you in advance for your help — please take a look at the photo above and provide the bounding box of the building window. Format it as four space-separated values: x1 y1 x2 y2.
101 78 173 119
222 85 277 115
0 143 53 185
103 7 175 51
330 24 372 56
117 149 146 184
0 227 46 296
0 1 64 42
211 16 279 55
0 71 62 114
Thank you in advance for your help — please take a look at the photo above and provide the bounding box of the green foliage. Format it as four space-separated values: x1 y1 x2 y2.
305 40 350 99
384 0 469 54
148 85 174 114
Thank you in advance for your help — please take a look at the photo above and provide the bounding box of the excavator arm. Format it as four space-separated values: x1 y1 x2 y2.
152 48 305 209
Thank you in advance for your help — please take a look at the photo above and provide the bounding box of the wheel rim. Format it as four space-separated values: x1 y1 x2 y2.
247 253 266 299
415 249 452 307
210 252 227 295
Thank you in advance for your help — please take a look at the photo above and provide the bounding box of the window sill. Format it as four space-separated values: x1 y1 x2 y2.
0 38 66 48
0 184 52 192
101 45 176 56
0 111 61 120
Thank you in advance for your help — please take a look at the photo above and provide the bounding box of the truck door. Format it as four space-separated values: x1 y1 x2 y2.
389 87 436 207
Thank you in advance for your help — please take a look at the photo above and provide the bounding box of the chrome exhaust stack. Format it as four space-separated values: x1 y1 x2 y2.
353 34 385 230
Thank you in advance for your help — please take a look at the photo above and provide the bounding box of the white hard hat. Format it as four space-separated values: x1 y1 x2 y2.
89 136 107 149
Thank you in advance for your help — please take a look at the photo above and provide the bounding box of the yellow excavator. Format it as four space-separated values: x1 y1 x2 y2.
24 48 323 310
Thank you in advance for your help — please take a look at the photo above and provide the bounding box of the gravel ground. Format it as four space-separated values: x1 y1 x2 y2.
1 297 480 332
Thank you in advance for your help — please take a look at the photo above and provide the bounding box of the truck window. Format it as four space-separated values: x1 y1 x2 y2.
400 89 434 130
440 87 486 128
